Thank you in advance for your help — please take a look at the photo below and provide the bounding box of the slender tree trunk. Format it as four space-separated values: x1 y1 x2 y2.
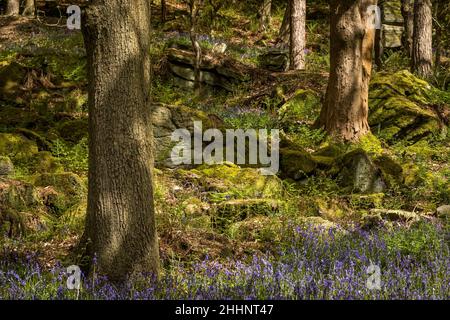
22 0 35 16
317 0 377 141
259 0 272 31
401 0 414 57
188 0 203 94
434 0 444 71
412 0 433 78
161 0 167 23
278 3 290 45
289 0 306 70
82 0 159 281
6 0 20 16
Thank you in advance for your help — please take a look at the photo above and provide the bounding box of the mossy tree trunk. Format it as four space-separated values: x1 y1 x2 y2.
22 0 35 16
401 0 414 57
6 0 20 16
289 0 306 70
412 0 433 78
82 0 159 281
317 0 377 141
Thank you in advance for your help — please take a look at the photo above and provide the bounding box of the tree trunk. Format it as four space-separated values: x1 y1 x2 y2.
259 0 272 31
317 0 377 141
434 0 445 71
22 0 35 16
5 0 19 16
82 0 159 281
412 0 433 78
289 0 306 70
188 0 203 94
401 0 414 57
161 0 167 23
278 3 290 45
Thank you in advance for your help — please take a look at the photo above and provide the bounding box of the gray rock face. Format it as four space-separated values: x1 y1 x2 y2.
259 49 289 72
151 103 223 168
381 0 405 49
382 25 404 48
437 205 450 219
0 156 14 176
336 149 387 194
167 47 248 92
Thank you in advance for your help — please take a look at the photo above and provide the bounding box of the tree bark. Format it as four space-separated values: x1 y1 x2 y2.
401 0 414 57
22 0 35 16
317 0 377 142
161 0 167 23
188 0 203 94
5 0 20 16
82 0 159 281
412 0 433 78
278 3 290 45
259 0 272 31
289 0 306 70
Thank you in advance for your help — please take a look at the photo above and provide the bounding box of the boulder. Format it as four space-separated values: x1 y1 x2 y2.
176 162 283 200
382 25 404 48
334 149 386 194
214 198 282 231
258 49 289 72
0 133 39 163
362 208 420 228
167 47 249 92
151 103 224 168
382 1 403 25
0 156 14 176
0 178 47 237
33 173 85 214
279 148 317 180
369 71 443 143
437 205 450 220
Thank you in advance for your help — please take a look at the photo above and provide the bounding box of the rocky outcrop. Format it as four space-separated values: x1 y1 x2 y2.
369 70 444 143
0 156 14 176
167 47 249 92
258 49 289 72
151 103 224 168
381 1 404 48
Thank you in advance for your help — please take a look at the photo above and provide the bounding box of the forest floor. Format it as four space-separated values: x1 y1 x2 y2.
0 2 450 299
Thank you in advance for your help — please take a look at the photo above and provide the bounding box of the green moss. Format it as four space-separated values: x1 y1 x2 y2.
56 119 88 143
354 133 383 156
369 71 442 143
214 198 282 231
0 133 39 163
32 151 64 174
280 148 317 180
278 89 321 127
180 162 284 200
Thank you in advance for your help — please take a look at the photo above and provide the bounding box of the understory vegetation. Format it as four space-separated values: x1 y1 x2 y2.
0 0 449 300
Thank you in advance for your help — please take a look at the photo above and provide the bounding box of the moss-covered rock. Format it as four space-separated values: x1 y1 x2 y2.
0 156 14 176
56 119 88 143
152 103 224 167
333 149 386 193
214 198 282 231
0 133 39 163
369 70 443 143
177 162 283 200
0 61 26 101
33 173 85 213
32 151 64 174
280 148 317 180
362 208 420 229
